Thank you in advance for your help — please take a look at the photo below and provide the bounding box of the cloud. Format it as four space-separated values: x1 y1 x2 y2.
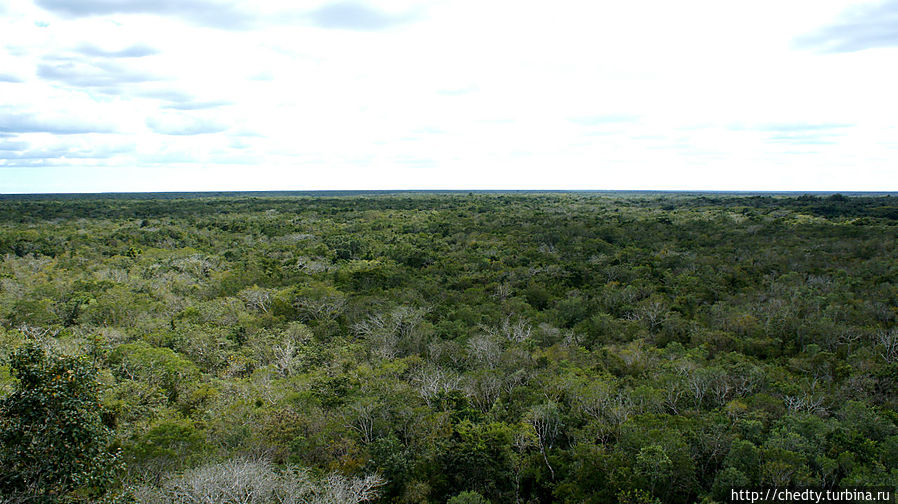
0 145 126 161
766 134 837 145
0 159 56 168
728 122 851 132
249 71 274 81
0 109 116 135
34 0 253 29
37 57 159 90
231 128 263 137
5 45 30 58
794 0 898 52
76 43 160 58
308 2 417 31
569 114 639 125
437 86 478 96
138 89 194 102
0 139 29 151
146 114 229 135
726 122 850 146
718 121 850 148
0 139 135 169
138 88 232 110
34 0 423 32
0 73 24 83
163 100 233 111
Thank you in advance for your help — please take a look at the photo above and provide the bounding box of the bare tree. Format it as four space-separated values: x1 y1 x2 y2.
464 371 503 413
389 306 429 355
660 375 687 415
295 295 346 322
293 256 330 274
484 316 532 344
344 399 381 446
492 282 512 301
730 364 764 397
572 379 616 421
606 393 634 429
837 328 864 353
705 368 732 407
527 402 562 481
501 366 530 396
172 254 219 279
353 312 397 359
14 325 60 350
628 300 668 333
133 458 384 504
353 306 428 358
239 286 275 314
315 473 385 504
876 328 898 363
389 306 427 341
411 364 461 407
466 334 502 369
783 380 826 414
272 340 299 377
783 395 825 414
688 369 709 410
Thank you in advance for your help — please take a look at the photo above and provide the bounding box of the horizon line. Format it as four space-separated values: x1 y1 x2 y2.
2 189 897 199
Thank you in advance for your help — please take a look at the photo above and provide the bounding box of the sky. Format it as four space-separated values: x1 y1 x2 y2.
1 0 897 193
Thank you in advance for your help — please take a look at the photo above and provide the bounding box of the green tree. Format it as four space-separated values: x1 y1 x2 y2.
636 444 672 495
447 490 491 504
437 421 514 502
0 342 120 501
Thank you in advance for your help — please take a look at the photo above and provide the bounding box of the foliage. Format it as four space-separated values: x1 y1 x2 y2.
446 490 491 504
1 192 897 503
0 342 120 502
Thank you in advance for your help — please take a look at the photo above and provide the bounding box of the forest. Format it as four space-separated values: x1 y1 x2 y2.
0 192 896 503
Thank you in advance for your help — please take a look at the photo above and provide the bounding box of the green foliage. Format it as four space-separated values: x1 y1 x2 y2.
2 192 897 503
712 467 749 501
616 488 662 504
108 342 198 402
0 342 120 501
446 490 491 504
128 416 204 468
436 421 514 502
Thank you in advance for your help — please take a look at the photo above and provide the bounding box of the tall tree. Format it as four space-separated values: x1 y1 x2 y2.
0 342 120 502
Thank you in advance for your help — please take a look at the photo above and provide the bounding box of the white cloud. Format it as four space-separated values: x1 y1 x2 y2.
146 113 229 136
1 0 897 192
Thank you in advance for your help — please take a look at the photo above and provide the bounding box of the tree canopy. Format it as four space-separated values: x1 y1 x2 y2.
1 192 896 503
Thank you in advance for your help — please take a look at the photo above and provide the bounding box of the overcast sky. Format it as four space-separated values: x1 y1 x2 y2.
1 0 897 193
